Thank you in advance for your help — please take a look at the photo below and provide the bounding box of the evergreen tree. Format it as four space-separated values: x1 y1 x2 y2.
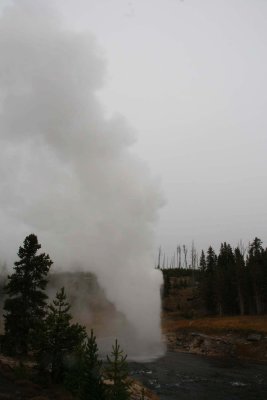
79 329 105 400
4 234 53 354
105 339 131 400
247 238 266 314
199 250 206 273
64 329 105 400
216 243 237 315
203 246 217 314
64 344 85 396
140 388 145 400
234 247 246 315
38 287 86 382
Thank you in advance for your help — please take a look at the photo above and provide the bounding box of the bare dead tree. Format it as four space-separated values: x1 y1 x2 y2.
196 251 199 268
177 245 182 268
173 253 176 269
237 240 247 258
191 241 197 285
183 244 188 268
157 246 162 269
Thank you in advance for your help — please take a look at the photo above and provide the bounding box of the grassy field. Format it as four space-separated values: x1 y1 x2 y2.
163 314 267 335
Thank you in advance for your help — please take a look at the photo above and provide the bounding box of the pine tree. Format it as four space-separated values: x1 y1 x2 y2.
140 388 145 400
199 250 206 273
79 329 106 400
105 339 131 400
217 243 237 315
204 246 217 314
247 237 265 314
38 287 86 382
4 234 53 354
234 247 246 315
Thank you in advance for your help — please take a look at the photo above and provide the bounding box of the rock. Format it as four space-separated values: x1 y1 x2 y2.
190 332 200 337
231 381 247 387
247 334 262 342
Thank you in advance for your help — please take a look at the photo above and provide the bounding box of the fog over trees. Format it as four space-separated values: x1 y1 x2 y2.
0 234 132 400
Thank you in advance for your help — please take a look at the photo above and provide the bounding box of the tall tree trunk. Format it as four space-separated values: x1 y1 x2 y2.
254 284 262 315
237 285 245 315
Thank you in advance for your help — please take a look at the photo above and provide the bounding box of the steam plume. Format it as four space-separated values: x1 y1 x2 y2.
0 1 164 359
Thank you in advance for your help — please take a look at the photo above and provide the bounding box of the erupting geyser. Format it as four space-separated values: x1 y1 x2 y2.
0 0 165 359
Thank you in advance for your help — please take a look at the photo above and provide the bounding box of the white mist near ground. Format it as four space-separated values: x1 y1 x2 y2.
0 0 165 359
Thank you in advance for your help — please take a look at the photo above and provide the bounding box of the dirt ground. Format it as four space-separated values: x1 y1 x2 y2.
0 357 75 400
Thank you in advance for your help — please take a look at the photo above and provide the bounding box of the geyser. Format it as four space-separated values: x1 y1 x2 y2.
0 0 165 359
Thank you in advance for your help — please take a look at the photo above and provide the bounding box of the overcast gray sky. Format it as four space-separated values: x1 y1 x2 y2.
1 0 267 260
57 0 267 255
0 0 166 355
0 0 266 357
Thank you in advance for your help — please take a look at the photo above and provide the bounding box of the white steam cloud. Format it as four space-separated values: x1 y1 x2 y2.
0 1 164 359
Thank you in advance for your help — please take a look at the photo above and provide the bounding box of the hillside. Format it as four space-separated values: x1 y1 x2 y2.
1 272 129 340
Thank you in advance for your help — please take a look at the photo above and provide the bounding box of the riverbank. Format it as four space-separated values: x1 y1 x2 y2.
0 354 158 400
162 313 267 362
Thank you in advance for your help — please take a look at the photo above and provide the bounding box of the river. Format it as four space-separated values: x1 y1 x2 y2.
129 351 267 400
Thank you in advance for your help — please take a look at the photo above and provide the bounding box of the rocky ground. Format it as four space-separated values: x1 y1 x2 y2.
162 280 267 363
165 329 267 361
0 355 158 400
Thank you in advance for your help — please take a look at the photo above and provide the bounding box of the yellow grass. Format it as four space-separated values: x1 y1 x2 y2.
163 314 267 334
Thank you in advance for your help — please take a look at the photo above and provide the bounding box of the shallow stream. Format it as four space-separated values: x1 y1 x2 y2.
129 351 267 400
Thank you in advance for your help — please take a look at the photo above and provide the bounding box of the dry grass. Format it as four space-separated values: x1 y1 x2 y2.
163 314 267 334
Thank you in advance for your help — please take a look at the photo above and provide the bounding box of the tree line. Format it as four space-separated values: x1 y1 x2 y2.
161 237 267 316
0 234 139 400
199 238 267 315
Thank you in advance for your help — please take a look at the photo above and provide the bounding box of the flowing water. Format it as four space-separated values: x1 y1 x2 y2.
129 351 267 400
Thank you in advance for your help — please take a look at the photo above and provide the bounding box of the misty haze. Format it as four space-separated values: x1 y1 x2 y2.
0 1 267 400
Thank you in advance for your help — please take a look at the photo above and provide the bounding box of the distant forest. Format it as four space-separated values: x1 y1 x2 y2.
160 238 267 316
